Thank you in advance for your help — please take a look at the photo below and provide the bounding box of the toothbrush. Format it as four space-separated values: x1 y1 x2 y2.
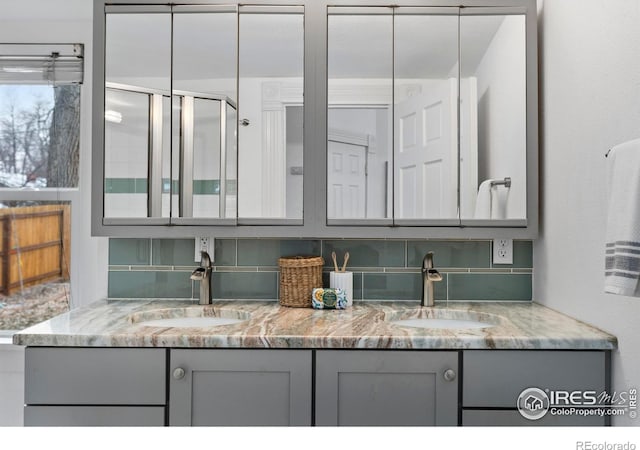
341 252 350 272
331 251 339 272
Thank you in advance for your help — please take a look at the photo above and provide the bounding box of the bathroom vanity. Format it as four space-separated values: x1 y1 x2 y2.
15 300 616 427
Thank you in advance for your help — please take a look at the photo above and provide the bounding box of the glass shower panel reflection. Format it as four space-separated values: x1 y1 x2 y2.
171 96 181 218
104 88 150 218
225 103 238 218
162 95 171 217
192 98 221 218
238 7 304 220
104 12 171 219
327 9 393 221
394 10 459 222
172 10 237 221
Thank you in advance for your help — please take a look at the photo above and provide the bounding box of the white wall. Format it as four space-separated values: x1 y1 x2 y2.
0 0 108 426
536 0 640 425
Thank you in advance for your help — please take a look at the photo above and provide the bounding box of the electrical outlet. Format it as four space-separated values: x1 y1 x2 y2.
493 238 513 265
194 237 215 262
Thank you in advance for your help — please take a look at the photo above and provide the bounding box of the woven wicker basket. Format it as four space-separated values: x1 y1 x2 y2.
278 256 324 307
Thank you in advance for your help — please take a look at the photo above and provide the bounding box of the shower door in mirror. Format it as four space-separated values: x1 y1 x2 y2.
172 6 238 224
104 10 171 221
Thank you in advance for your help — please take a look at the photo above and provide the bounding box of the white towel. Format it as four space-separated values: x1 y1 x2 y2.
474 179 508 219
605 138 640 297
474 180 493 219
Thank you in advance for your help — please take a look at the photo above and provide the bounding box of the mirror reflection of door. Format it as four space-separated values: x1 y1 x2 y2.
327 139 367 219
328 107 391 220
327 9 393 222
394 79 457 219
393 10 459 222
327 8 460 223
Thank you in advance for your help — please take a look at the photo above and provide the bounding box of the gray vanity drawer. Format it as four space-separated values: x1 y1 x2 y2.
25 406 166 426
462 409 605 426
463 350 606 408
25 347 166 405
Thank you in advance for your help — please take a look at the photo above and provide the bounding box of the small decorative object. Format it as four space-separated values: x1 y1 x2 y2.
312 288 348 309
329 251 353 306
278 255 324 307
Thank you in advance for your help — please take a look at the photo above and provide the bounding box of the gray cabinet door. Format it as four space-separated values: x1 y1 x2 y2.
315 350 459 426
25 406 166 427
25 347 166 405
463 351 607 408
169 349 312 426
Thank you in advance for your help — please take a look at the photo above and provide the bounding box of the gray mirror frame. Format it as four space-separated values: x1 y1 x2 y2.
92 0 537 239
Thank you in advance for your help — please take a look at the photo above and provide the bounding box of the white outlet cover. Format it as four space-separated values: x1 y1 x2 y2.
195 237 215 262
492 238 513 265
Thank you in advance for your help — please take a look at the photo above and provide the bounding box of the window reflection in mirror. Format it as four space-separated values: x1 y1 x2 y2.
238 7 304 220
459 14 526 221
173 11 237 220
327 9 393 221
394 10 459 221
104 13 171 219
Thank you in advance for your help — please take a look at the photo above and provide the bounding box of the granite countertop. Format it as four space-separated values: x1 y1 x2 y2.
13 300 617 350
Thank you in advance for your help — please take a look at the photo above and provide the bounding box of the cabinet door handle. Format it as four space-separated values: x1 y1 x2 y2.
173 367 186 380
443 368 456 382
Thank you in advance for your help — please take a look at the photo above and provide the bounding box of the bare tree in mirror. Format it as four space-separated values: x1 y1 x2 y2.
48 85 80 187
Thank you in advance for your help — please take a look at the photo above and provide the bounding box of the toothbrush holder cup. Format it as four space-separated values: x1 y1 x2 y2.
330 271 353 307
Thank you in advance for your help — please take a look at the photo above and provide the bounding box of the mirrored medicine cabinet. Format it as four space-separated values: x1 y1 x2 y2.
92 0 538 239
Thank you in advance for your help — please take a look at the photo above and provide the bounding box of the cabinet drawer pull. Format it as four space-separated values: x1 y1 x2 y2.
443 369 456 382
173 367 186 380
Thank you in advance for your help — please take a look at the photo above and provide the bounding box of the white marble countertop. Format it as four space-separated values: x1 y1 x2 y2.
12 300 617 350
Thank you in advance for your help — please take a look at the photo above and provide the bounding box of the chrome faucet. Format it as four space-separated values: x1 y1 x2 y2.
191 251 212 305
421 252 443 307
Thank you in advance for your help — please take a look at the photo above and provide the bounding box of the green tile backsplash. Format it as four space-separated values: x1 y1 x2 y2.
448 273 532 301
322 240 405 268
109 238 150 266
407 240 490 268
213 272 278 299
109 270 193 299
237 239 321 266
152 239 195 266
108 238 533 302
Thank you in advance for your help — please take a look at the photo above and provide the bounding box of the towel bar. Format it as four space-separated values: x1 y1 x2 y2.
490 177 511 188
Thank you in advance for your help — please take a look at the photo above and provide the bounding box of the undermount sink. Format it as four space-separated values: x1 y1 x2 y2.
385 309 501 330
129 306 250 328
